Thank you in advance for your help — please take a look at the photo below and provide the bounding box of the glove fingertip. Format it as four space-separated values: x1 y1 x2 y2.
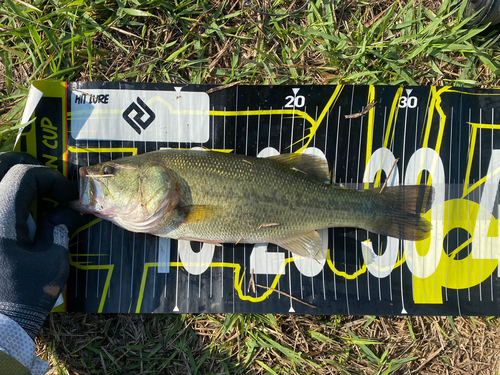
53 224 70 250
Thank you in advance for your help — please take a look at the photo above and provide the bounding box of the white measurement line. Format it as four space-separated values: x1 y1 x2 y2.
445 107 453 302
173 241 180 312
141 234 147 310
108 148 114 298
210 252 213 299
232 244 236 313
75 142 79 298
118 143 125 312
491 107 495 302
233 88 239 312
243 244 247 297
333 105 341 301
130 141 136 303
466 108 470 301
222 108 226 299
382 107 393 302
221 243 224 299
130 234 135 299
290 99 295 154
154 119 160 303
279 108 284 154
400 90 411 313
345 88 354 311
245 107 249 155
153 237 157 297
97 143 102 299
288 250 295 312
357 109 366 301
299 112 306 301
479 108 483 302
323 104 329 301
267 108 272 294
399 93 411 314
223 107 226 150
256 107 261 154
457 95 463 317
85 139 90 300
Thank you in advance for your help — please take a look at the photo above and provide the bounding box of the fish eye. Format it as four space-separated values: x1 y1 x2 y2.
102 165 115 175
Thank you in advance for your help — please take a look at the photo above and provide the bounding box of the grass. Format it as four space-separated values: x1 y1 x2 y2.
38 314 500 374
3 0 500 373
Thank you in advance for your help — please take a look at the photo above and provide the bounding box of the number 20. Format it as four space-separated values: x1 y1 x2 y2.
285 95 305 108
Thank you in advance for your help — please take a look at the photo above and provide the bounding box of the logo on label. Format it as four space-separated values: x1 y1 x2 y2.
123 98 156 134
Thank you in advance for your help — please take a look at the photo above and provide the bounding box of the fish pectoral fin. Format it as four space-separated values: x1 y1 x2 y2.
268 153 330 183
182 205 219 224
274 231 326 260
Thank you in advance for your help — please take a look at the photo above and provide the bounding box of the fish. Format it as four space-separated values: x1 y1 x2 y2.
71 149 434 260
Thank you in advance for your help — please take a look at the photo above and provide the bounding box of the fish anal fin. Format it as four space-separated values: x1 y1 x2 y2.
268 153 330 183
182 205 219 224
274 230 326 260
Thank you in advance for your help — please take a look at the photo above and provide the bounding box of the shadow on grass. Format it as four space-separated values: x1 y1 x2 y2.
39 313 238 375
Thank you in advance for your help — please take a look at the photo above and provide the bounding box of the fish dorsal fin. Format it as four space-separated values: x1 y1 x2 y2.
274 230 326 260
268 153 330 183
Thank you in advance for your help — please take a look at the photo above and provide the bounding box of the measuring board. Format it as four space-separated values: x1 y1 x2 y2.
15 81 500 315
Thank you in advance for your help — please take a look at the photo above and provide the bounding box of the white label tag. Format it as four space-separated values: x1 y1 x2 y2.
69 88 210 143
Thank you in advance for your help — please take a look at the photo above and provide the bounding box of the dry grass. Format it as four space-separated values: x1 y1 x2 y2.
3 0 500 373
38 314 500 374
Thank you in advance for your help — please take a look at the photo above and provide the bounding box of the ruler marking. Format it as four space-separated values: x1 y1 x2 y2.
245 107 249 155
492 107 495 302
210 255 213 299
267 109 272 295
445 107 453 302
64 85 500 315
288 250 294 312
468 108 472 301
233 87 239 313
323 105 330 301
333 106 341 301
173 241 180 312
108 143 114 299
243 244 247 297
141 234 146 311
357 106 364 301
232 244 235 313
479 108 483 302
74 141 80 298
97 142 102 299
129 141 137 303
299 108 305 301
118 142 125 312
85 140 90 300
152 237 157 298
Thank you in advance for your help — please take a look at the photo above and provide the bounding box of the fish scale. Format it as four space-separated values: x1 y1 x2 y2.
161 152 338 240
73 149 434 259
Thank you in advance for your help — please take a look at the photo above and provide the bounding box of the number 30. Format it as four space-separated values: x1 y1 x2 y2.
399 96 418 108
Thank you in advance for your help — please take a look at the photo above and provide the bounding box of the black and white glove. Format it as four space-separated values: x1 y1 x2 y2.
0 152 84 339
466 0 500 27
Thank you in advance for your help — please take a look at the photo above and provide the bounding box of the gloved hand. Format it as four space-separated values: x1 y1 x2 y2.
0 152 85 339
466 0 500 27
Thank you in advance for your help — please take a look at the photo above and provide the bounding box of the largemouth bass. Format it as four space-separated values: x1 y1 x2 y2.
72 149 434 259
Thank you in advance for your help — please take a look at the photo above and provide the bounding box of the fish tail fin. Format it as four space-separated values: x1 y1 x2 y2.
367 185 434 241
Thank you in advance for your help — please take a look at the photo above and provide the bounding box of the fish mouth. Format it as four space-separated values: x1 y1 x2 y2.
79 166 89 201
69 166 97 214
